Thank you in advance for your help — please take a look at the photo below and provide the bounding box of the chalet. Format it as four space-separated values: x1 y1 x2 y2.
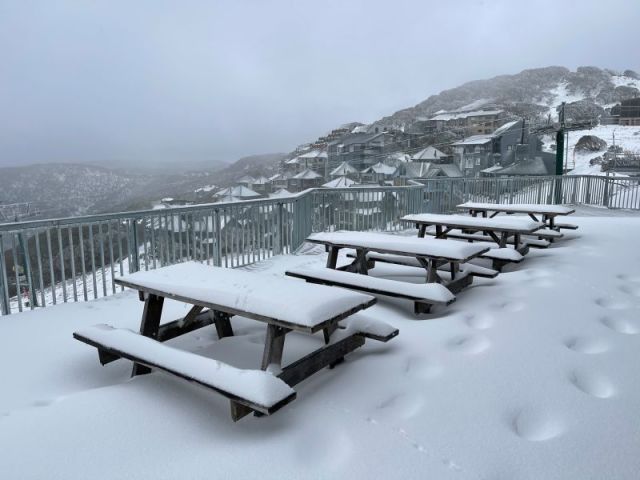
288 168 323 191
427 109 505 135
330 161 359 179
214 185 262 201
296 149 328 174
360 162 398 184
268 188 293 199
268 172 292 190
327 131 396 172
611 98 640 126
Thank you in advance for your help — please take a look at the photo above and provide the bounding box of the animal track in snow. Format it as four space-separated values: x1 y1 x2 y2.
600 316 639 335
616 273 640 284
404 355 444 380
570 368 616 399
463 313 494 330
491 300 526 313
512 408 565 441
594 297 632 310
564 336 610 354
446 334 491 355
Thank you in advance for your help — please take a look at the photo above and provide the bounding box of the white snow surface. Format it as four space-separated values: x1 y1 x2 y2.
402 213 545 233
1 211 640 479
308 231 490 262
118 263 374 330
74 324 294 408
458 202 575 215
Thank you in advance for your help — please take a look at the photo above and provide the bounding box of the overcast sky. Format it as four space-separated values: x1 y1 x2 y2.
0 0 638 168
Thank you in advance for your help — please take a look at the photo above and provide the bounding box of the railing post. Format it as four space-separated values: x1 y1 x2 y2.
129 219 139 273
213 209 222 266
603 176 610 208
585 176 592 204
0 234 10 315
274 203 284 255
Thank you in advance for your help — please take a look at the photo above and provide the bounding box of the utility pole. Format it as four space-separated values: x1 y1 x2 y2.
555 102 566 175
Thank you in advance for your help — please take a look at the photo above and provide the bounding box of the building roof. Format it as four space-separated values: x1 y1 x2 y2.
215 185 261 198
322 176 357 188
285 156 301 165
236 175 256 184
436 164 464 178
292 168 322 180
362 162 397 175
404 162 434 178
411 146 448 161
496 158 551 176
451 134 493 146
252 175 270 185
491 120 520 137
297 149 328 159
481 165 504 174
329 131 386 147
330 161 359 176
268 188 293 198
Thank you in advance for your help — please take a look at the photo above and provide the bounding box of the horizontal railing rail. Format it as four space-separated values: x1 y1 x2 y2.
1 175 639 316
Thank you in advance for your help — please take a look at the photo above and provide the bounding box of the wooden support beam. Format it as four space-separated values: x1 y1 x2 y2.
213 311 234 339
326 246 339 269
261 324 289 371
133 294 164 376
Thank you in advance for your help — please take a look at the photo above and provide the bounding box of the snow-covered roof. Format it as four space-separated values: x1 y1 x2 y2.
362 162 397 175
285 156 301 165
215 185 261 198
194 185 217 194
251 176 270 185
351 125 370 134
330 161 359 176
481 165 504 173
452 134 493 146
322 176 357 188
297 149 328 159
404 162 434 178
492 120 520 137
268 188 293 198
387 152 413 163
437 164 464 178
236 175 256 184
412 146 448 161
292 168 322 180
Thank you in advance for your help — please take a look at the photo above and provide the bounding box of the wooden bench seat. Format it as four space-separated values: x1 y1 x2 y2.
286 268 456 314
74 324 297 418
482 248 524 271
345 252 499 279
530 229 564 240
554 222 579 230
424 228 547 250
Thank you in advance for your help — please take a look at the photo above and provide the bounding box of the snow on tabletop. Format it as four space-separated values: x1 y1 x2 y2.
402 213 544 232
307 231 488 261
458 202 575 215
74 324 294 408
340 312 399 340
117 262 374 330
286 268 455 304
4 212 640 479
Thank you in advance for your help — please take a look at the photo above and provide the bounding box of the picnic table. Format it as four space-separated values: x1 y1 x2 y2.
401 213 544 255
73 262 398 421
304 231 489 294
457 202 577 230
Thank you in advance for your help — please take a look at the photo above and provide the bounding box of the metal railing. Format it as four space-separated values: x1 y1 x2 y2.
1 175 639 315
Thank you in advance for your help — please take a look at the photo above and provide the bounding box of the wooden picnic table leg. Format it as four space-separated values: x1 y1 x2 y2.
326 246 340 269
513 233 521 250
213 311 234 338
417 224 427 238
499 232 508 248
354 248 369 275
261 324 289 372
547 215 556 230
435 225 443 238
132 293 165 377
528 213 540 222
450 262 458 280
489 211 498 218
427 259 441 284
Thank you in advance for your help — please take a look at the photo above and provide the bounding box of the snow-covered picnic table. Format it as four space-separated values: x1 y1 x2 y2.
73 262 399 421
304 231 489 295
457 202 577 230
401 213 544 254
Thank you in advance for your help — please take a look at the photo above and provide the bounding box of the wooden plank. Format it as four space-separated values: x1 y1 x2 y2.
213 310 234 339
277 334 366 387
261 324 289 370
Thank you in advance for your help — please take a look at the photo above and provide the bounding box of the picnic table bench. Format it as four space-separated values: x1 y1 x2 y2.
297 231 489 302
73 262 398 421
457 202 578 231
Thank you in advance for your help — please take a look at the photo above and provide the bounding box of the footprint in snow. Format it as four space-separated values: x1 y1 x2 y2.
616 273 640 284
594 297 632 310
618 284 640 298
446 334 491 355
511 407 565 441
404 355 444 380
463 312 495 330
491 300 526 313
564 336 610 354
570 368 617 399
375 392 425 420
600 316 639 335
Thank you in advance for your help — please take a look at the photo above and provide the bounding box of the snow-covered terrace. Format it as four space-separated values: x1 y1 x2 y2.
1 207 640 479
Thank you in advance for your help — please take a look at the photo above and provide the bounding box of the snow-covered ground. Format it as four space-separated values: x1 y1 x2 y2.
1 208 640 479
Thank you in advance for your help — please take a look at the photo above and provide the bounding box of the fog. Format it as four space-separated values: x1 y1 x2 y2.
0 0 637 168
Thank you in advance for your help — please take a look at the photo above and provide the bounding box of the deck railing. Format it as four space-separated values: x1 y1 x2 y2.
1 174 639 315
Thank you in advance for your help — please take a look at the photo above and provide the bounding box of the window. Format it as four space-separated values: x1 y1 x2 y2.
475 158 481 166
